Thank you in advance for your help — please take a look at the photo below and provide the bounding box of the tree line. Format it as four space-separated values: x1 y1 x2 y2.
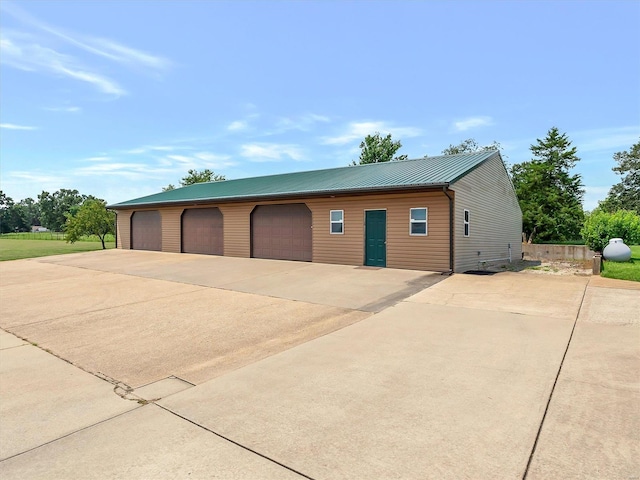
0 189 116 249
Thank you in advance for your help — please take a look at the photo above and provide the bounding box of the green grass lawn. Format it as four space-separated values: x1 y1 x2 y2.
0 238 115 261
601 245 640 282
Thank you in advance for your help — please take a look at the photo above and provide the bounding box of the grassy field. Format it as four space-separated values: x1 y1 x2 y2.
0 232 115 242
0 237 115 262
601 245 640 282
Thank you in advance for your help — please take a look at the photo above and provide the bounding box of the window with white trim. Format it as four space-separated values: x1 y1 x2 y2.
409 208 428 235
464 209 470 237
330 210 344 234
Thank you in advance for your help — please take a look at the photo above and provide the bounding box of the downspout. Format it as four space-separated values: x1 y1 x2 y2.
442 185 454 274
114 211 118 249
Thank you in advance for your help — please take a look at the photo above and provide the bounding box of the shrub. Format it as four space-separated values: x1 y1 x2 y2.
581 209 640 252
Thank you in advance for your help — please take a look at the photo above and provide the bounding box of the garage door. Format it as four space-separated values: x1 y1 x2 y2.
131 210 161 251
251 204 312 262
182 208 223 255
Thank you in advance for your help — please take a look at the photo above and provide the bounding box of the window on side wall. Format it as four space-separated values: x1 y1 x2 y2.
464 209 470 237
330 210 344 234
410 208 427 235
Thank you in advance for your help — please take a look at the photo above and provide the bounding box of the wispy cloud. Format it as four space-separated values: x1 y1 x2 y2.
453 116 493 132
123 145 176 155
44 106 82 113
0 123 38 130
74 147 236 180
0 2 171 97
272 113 330 133
7 170 69 185
227 120 248 132
0 35 126 96
2 2 171 71
74 162 165 180
240 143 305 162
322 121 422 145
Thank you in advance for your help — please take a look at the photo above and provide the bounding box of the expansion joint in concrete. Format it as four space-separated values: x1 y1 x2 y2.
522 281 589 479
156 404 316 480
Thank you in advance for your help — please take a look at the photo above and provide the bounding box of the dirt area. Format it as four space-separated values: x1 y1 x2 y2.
484 259 592 277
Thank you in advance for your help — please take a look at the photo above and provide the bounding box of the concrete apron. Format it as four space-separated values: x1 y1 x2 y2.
153 273 593 479
2 251 637 479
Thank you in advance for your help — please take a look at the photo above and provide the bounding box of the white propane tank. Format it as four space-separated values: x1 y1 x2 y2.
602 238 632 262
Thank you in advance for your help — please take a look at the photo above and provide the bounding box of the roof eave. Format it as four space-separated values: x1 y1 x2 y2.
107 183 450 210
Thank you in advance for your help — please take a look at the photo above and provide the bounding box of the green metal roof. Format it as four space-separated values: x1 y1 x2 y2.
108 151 498 209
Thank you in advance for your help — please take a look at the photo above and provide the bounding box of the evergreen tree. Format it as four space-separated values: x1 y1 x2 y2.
511 127 584 242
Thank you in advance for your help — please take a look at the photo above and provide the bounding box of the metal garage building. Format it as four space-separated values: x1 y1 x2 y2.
108 151 522 273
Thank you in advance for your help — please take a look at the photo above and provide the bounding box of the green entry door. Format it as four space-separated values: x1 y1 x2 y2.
365 210 387 267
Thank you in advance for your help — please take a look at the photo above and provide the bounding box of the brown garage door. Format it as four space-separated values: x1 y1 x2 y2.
251 204 312 262
131 210 161 251
182 208 223 255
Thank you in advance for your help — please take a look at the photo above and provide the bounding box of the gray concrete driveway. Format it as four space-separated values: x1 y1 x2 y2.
1 250 638 479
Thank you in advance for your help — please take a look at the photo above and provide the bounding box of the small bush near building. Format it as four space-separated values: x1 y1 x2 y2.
581 209 640 252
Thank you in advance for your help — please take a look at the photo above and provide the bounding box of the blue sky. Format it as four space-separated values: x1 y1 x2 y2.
1 0 638 210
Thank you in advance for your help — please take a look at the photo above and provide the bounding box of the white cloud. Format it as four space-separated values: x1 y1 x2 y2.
0 3 171 97
322 121 422 145
74 162 171 180
55 63 126 96
44 106 81 113
240 143 305 162
0 123 37 130
123 145 176 154
2 2 171 71
85 156 110 162
453 116 494 132
274 113 330 133
8 171 66 183
0 35 126 96
227 120 248 131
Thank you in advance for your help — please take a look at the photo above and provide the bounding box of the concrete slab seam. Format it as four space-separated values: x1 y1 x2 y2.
522 280 590 480
0 286 208 329
155 403 314 480
0 406 141 463
0 330 142 404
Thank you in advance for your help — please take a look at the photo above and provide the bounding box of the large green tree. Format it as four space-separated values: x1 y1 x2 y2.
163 169 226 191
65 199 115 249
38 189 86 231
352 132 407 165
511 127 585 243
0 192 34 233
441 138 502 155
599 139 639 215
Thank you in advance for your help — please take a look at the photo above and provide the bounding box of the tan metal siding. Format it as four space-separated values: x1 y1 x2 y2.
115 192 449 271
160 207 182 253
450 155 523 272
307 192 450 271
219 204 253 257
116 210 132 249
